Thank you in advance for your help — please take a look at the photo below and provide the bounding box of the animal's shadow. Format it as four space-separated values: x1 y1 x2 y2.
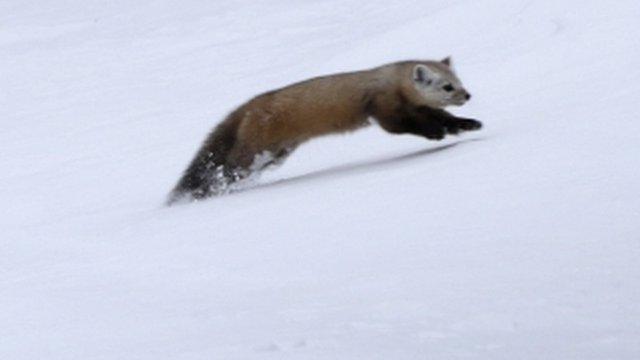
246 138 482 194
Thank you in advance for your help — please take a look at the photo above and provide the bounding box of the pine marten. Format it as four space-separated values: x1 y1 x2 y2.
168 57 481 204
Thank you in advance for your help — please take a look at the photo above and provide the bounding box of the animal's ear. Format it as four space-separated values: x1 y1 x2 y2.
413 64 433 85
441 56 452 67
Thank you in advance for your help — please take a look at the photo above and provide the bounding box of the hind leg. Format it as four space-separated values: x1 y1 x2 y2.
221 144 283 186
223 144 296 190
256 146 296 170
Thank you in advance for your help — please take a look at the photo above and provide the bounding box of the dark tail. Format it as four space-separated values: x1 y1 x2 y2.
166 114 241 205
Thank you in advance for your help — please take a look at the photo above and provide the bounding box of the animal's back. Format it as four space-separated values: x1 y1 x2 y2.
237 69 382 147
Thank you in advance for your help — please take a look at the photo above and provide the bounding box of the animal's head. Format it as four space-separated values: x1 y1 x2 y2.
410 57 471 108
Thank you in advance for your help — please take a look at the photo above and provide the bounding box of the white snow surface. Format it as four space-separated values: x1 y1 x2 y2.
2 1 640 359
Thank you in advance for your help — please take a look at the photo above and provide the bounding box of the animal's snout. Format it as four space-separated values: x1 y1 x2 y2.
465 93 471 100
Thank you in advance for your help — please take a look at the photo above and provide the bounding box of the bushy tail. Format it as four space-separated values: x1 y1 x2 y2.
166 115 241 205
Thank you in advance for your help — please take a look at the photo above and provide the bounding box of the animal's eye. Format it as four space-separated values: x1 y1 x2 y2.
442 84 454 92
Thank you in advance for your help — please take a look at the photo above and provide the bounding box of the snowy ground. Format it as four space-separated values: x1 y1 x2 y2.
2 0 640 359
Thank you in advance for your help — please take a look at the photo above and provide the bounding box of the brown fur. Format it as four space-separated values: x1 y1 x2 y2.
168 60 481 204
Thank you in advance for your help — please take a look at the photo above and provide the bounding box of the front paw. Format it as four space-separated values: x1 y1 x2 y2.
457 119 483 131
423 124 446 140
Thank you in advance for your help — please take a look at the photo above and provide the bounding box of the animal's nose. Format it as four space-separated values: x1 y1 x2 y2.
465 93 472 100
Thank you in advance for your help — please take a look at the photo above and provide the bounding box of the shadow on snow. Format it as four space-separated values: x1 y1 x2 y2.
248 138 483 194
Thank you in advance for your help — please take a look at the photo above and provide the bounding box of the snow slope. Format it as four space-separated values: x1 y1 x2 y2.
1 0 639 358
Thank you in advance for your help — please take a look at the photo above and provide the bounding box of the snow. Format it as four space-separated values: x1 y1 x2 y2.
1 0 639 359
